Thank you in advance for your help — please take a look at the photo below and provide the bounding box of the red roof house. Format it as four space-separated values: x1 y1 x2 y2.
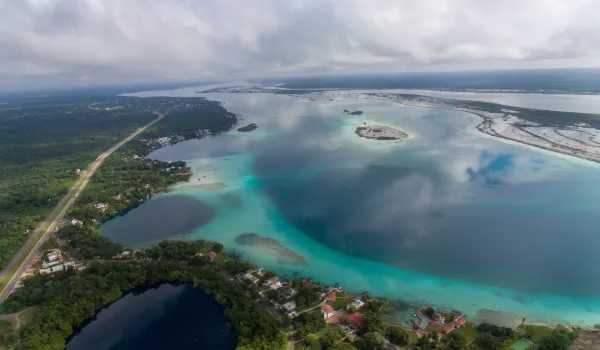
320 303 335 319
346 312 365 327
324 291 337 302
208 251 216 262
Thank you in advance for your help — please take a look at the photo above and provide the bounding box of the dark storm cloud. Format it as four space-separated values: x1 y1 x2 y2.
1 0 599 89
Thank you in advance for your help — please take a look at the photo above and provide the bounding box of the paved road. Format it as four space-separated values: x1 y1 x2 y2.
0 113 165 303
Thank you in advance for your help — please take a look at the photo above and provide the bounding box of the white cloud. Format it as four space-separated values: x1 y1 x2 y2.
1 0 599 89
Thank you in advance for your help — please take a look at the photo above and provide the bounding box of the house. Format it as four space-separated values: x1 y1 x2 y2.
42 249 63 268
345 312 365 327
42 259 61 268
208 251 217 262
244 273 259 284
264 277 282 290
440 316 467 338
113 194 121 201
320 303 335 319
46 249 62 261
112 251 131 259
283 301 297 312
70 219 83 226
347 299 365 310
323 291 337 302
95 203 107 211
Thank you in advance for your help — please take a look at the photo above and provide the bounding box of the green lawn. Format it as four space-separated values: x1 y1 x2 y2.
333 297 353 310
18 308 38 327
518 325 554 343
0 319 15 347
453 322 481 343
382 324 420 345
316 323 339 336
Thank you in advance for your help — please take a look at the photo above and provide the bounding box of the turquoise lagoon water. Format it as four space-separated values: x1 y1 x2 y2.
104 91 600 326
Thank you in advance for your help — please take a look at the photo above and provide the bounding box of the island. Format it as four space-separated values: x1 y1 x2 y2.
355 123 409 141
344 110 363 115
237 123 258 132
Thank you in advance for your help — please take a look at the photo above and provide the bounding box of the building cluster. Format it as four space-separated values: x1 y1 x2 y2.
39 249 80 275
412 307 468 341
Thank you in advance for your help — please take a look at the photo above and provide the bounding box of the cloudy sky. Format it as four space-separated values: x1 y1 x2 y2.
1 0 600 90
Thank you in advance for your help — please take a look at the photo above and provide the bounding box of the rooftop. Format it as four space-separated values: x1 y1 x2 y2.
346 312 365 327
321 303 334 314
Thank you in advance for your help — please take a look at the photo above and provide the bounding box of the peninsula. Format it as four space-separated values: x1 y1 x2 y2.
381 93 600 163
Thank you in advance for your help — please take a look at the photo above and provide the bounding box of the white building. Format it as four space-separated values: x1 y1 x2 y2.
264 277 283 290
70 219 83 225
283 301 296 312
348 299 365 310
320 303 335 319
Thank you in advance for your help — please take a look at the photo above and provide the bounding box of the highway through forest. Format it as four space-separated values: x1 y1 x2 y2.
0 112 165 303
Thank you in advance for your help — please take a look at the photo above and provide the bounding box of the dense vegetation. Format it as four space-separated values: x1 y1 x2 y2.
0 94 236 269
0 241 286 350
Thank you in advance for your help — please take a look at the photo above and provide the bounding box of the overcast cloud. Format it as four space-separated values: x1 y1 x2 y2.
1 0 600 89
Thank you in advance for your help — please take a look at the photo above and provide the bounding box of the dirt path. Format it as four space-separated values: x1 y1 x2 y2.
0 112 165 302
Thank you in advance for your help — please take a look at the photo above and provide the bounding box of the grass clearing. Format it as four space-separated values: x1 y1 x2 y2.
382 324 420 345
518 324 554 343
18 307 38 326
332 297 352 310
453 322 480 343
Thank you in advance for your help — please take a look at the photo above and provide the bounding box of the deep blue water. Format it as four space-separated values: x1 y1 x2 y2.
66 284 236 350
100 194 214 247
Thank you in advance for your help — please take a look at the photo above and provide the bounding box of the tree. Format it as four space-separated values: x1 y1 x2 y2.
387 327 410 346
360 312 383 335
294 311 325 339
442 332 467 350
423 307 435 319
477 333 501 350
317 326 345 349
262 270 277 279
538 329 577 350
213 242 224 253
358 332 387 350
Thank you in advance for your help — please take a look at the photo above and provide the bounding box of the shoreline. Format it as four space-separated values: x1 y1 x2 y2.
387 96 600 165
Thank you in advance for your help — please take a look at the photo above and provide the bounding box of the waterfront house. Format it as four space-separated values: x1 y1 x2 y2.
70 219 83 225
323 291 337 302
438 316 467 339
264 277 282 290
208 251 217 262
320 303 335 319
95 203 107 211
347 299 365 310
345 312 365 327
